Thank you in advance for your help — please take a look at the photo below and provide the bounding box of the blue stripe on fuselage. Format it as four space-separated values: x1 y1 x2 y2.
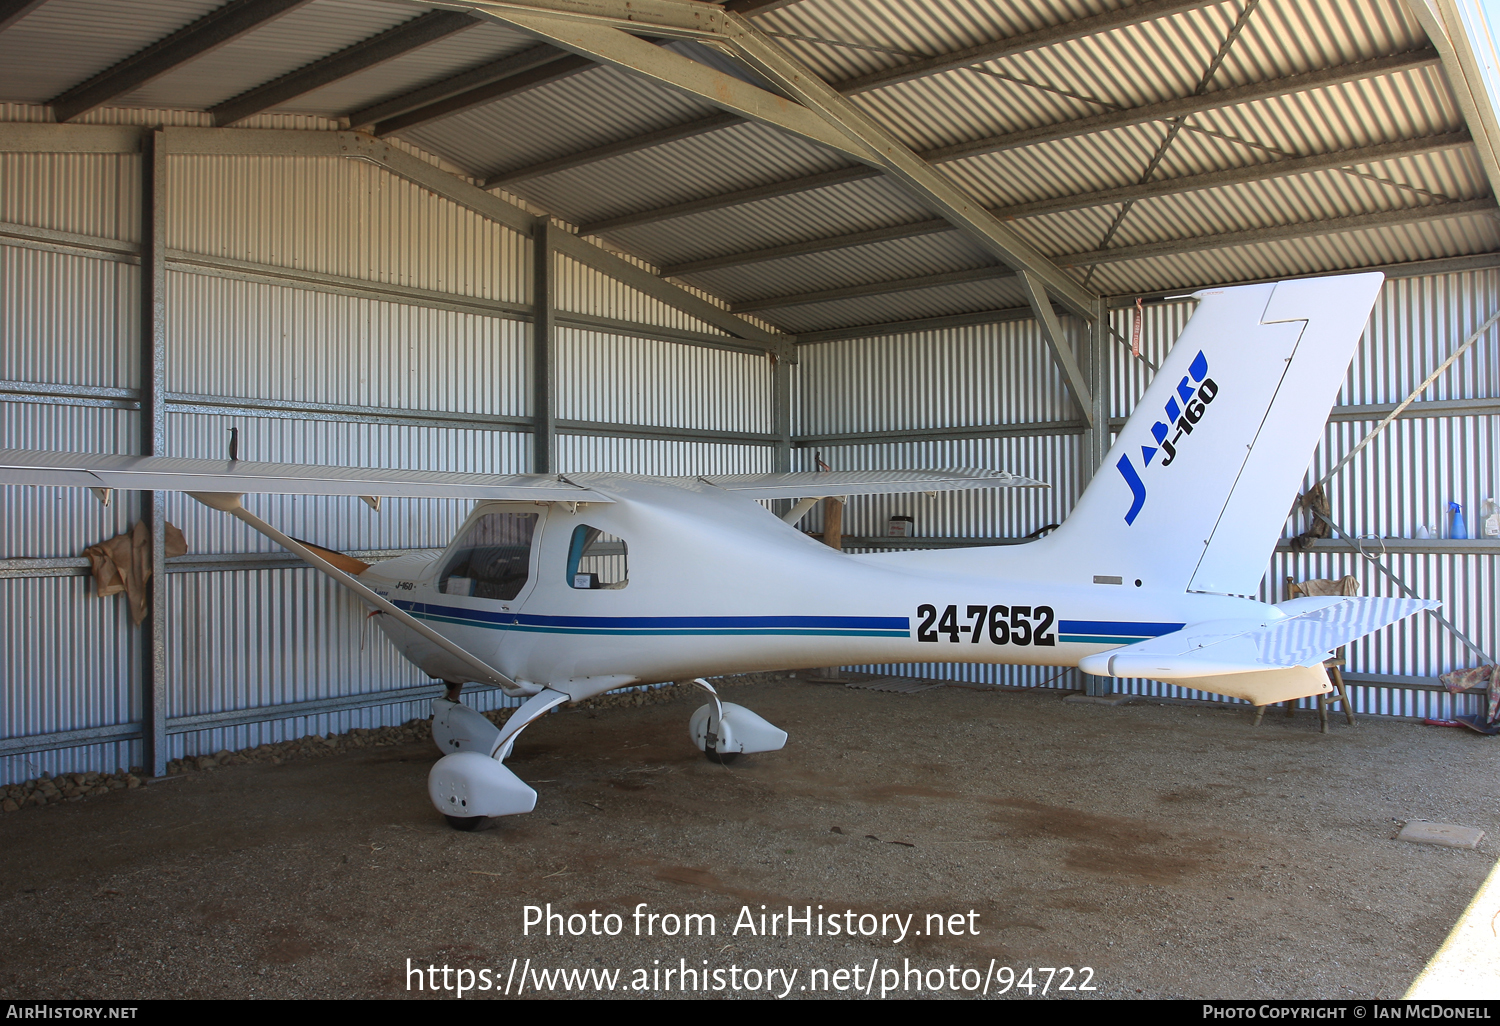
393 601 910 636
387 604 1185 643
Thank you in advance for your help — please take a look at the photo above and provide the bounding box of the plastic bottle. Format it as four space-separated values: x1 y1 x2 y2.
1450 501 1467 540
1483 498 1499 538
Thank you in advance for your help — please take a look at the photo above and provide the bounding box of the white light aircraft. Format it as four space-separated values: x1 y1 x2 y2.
0 272 1435 829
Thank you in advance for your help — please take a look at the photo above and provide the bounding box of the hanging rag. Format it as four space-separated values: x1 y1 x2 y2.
83 521 188 625
1289 575 1359 597
1437 664 1500 734
1290 483 1332 550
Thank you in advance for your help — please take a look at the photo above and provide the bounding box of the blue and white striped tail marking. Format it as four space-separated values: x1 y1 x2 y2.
394 601 911 638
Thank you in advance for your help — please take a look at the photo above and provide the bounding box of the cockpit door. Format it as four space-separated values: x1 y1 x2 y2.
433 505 545 609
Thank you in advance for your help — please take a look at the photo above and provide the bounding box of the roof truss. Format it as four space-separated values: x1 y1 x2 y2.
458 0 1095 315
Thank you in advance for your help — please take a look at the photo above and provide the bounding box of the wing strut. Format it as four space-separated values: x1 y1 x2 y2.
188 491 522 693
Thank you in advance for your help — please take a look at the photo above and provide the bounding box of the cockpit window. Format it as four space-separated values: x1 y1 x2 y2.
438 511 538 600
565 525 628 589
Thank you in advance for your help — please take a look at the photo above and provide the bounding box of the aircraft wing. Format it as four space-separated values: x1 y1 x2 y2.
1078 596 1439 705
691 468 1046 499
0 449 614 502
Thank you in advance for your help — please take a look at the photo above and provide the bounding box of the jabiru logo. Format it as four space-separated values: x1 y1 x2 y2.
1116 350 1218 525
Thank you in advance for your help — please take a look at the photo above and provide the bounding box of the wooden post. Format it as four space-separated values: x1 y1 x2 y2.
822 497 843 550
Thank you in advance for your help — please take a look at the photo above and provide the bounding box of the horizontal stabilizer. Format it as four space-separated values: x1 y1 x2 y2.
1079 596 1439 680
0 450 614 502
1152 665 1334 706
691 467 1046 500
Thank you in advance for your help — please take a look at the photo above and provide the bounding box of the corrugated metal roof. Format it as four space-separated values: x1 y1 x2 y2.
598 173 938 263
1086 210 1500 295
494 119 858 226
0 0 222 103
278 23 543 116
0 0 1493 333
753 274 1035 333
113 0 421 111
402 60 721 178
678 232 999 303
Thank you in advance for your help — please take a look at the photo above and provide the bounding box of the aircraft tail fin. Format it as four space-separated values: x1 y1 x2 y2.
1047 273 1384 595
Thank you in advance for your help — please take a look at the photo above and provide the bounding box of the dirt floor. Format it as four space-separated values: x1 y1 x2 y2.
1 675 1496 1001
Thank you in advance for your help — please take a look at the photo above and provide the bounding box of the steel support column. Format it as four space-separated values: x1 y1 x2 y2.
1083 297 1112 473
772 350 791 475
1079 297 1114 697
532 218 556 474
140 130 169 777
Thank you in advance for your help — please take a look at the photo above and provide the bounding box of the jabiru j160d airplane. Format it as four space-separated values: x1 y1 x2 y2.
0 272 1436 829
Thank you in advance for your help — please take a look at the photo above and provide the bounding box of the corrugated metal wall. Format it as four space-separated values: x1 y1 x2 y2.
4 121 1496 783
0 127 772 784
816 271 1498 719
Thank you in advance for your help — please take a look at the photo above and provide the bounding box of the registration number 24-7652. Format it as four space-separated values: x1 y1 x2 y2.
915 604 1056 645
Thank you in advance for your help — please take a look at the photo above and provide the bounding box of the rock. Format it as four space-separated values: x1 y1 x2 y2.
108 780 125 790
1399 821 1485 849
195 756 217 771
2 799 18 812
125 776 141 789
214 749 233 763
27 793 45 806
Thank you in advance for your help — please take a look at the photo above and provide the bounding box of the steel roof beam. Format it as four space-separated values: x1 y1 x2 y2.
1059 197 1498 267
928 49 1442 164
46 0 313 123
1019 269 1091 423
0 0 47 34
585 166 873 233
343 44 585 133
579 48 1442 236
659 131 1476 276
729 266 1015 312
724 199 1497 315
366 51 595 136
792 306 1035 344
485 112 738 186
720 0 802 13
209 10 481 127
837 0 1218 95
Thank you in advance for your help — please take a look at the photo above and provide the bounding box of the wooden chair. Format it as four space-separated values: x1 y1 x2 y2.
1250 576 1358 733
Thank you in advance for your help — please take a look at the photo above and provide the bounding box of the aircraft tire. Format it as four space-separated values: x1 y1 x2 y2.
704 748 739 766
444 814 483 831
